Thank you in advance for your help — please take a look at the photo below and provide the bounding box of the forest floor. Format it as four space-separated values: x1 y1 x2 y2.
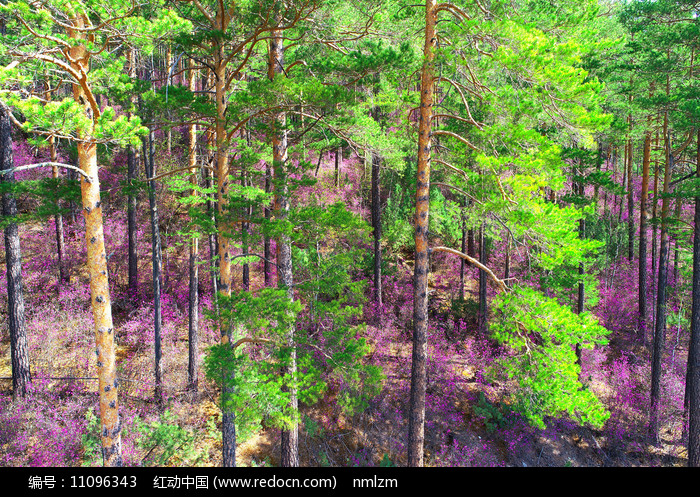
1 253 689 467
0 148 693 467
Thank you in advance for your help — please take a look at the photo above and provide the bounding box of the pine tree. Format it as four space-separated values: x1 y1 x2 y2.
1 0 149 466
0 101 30 399
403 0 611 464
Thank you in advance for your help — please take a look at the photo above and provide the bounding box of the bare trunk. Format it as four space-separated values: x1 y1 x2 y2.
688 130 700 466
47 137 68 286
187 65 199 396
372 150 382 308
504 235 511 283
639 131 651 344
267 22 298 467
335 145 341 188
408 0 436 468
576 204 585 365
215 56 232 299
264 162 272 287
650 113 672 444
467 228 475 260
673 197 682 284
68 20 121 466
627 138 634 262
593 143 602 205
127 49 139 302
478 224 487 334
166 44 172 155
144 130 163 404
209 19 236 466
1 102 31 398
459 208 466 300
242 128 251 292
652 131 659 292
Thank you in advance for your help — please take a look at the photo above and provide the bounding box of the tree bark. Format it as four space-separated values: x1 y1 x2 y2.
1 102 31 398
687 130 700 466
478 223 488 334
127 49 139 302
467 228 475 260
335 145 341 188
371 149 382 309
264 162 272 287
207 12 236 466
213 33 232 301
639 131 651 345
165 43 172 155
627 80 634 262
619 144 626 224
68 17 121 466
593 143 602 205
144 129 163 404
652 131 660 292
576 187 585 364
187 64 199 397
242 128 251 292
49 136 67 285
627 137 635 262
408 0 436 468
650 114 672 444
673 197 682 284
459 206 466 300
268 21 299 467
504 234 511 283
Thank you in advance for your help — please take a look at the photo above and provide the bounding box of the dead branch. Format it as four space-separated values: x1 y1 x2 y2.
431 245 509 292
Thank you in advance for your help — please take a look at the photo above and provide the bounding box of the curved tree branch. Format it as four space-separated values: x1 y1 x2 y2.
431 245 509 292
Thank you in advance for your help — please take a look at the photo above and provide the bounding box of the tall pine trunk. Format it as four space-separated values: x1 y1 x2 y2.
408 0 436 468
639 131 651 344
335 146 341 188
49 137 67 285
478 224 488 334
627 138 634 262
371 149 382 309
650 113 672 444
687 130 700 466
576 173 585 364
651 131 660 299
626 84 634 262
241 128 251 291
371 100 382 309
1 102 31 398
619 145 626 224
68 18 121 466
127 49 139 302
210 21 236 467
264 162 272 287
187 64 199 396
269 24 299 468
144 129 163 404
459 205 467 300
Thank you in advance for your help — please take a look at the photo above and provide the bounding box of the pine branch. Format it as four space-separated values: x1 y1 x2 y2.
0 162 91 183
